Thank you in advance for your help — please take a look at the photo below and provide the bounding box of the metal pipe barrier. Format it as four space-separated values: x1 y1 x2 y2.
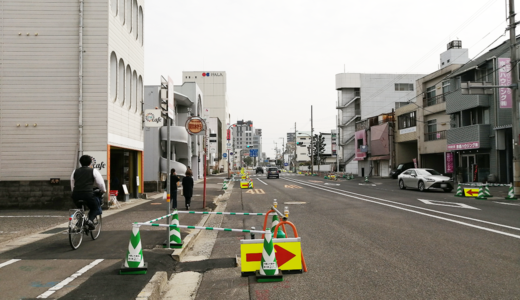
134 222 268 234
144 211 276 224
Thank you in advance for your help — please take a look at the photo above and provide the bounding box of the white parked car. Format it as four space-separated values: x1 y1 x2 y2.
398 168 454 192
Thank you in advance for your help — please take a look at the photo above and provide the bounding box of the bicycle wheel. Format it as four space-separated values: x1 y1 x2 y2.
69 211 84 250
90 214 102 240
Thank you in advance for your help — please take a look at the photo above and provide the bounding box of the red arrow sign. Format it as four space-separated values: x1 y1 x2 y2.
466 190 478 196
245 245 296 267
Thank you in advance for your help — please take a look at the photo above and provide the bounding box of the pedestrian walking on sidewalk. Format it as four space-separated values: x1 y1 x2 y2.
170 168 180 209
182 169 194 210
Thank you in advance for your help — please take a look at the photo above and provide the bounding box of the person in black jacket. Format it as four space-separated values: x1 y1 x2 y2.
70 155 106 230
182 169 194 210
170 168 180 209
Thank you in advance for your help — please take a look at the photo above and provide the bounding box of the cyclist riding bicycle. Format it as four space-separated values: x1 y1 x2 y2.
70 155 106 230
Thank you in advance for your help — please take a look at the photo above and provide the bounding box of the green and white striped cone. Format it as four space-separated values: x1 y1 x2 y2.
249 180 253 189
256 228 283 282
454 183 464 197
505 184 518 200
270 215 286 238
120 224 147 274
483 185 493 198
475 186 487 200
222 181 228 190
164 210 183 248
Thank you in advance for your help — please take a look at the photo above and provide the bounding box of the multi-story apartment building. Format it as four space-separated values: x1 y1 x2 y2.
0 0 145 208
445 38 515 184
231 120 262 167
335 72 424 174
395 41 469 177
354 113 395 177
142 82 204 192
295 131 312 166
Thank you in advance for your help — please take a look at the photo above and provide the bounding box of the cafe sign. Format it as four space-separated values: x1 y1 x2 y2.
185 117 206 135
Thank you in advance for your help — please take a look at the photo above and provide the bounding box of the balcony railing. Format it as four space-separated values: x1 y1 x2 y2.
424 130 446 141
425 94 445 107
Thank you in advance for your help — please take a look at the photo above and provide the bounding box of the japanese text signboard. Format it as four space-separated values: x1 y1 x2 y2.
498 58 512 109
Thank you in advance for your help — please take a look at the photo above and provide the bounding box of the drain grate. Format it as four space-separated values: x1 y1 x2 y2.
175 258 237 273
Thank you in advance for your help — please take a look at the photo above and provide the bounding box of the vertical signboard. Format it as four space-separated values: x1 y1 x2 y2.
445 152 453 174
498 58 512 109
167 76 175 118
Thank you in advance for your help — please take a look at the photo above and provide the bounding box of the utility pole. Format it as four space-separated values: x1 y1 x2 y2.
311 105 314 174
294 122 297 172
509 0 520 196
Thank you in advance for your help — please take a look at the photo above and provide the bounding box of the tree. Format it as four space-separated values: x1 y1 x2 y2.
244 157 253 167
308 134 326 172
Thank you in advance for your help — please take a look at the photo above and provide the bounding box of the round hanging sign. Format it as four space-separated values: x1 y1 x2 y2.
185 117 206 135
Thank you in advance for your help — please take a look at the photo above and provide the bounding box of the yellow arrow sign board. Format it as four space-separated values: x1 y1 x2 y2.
240 181 249 189
464 188 479 197
240 238 302 273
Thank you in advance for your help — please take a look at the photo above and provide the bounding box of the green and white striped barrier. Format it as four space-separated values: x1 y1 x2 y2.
460 183 512 187
144 211 274 224
135 222 268 234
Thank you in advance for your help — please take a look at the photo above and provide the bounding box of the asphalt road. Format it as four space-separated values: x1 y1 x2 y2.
0 173 519 299
195 173 520 300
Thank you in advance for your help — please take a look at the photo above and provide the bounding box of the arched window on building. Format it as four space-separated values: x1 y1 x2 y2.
138 75 143 114
132 71 137 113
110 0 117 16
110 52 117 102
118 59 125 106
138 6 143 46
118 0 125 23
132 0 138 39
126 65 132 110
125 0 131 31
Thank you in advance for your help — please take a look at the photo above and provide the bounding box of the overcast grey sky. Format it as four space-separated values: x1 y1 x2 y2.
144 0 510 158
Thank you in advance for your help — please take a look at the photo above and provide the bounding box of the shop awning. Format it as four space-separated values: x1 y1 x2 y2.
493 124 512 130
368 155 390 161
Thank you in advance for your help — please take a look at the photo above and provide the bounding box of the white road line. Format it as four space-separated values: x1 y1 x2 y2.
494 201 520 206
286 177 520 230
284 178 520 239
256 178 268 185
36 259 104 299
0 259 21 268
418 199 480 210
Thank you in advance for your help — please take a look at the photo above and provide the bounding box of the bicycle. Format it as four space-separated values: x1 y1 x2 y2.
68 200 102 250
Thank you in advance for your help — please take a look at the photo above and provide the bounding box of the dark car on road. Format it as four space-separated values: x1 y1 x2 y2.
266 167 279 179
390 162 415 179
255 166 263 174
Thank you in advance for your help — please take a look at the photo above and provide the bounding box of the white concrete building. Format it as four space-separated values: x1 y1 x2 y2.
143 82 204 192
0 0 145 208
335 72 424 174
182 71 229 173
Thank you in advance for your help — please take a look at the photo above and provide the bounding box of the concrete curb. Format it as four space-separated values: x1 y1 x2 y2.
136 271 167 300
139 180 235 300
171 181 234 261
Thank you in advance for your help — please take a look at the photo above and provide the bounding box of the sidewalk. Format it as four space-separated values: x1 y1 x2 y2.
0 174 231 254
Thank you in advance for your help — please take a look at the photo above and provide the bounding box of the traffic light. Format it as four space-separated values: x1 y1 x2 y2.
296 142 302 145
246 145 251 148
